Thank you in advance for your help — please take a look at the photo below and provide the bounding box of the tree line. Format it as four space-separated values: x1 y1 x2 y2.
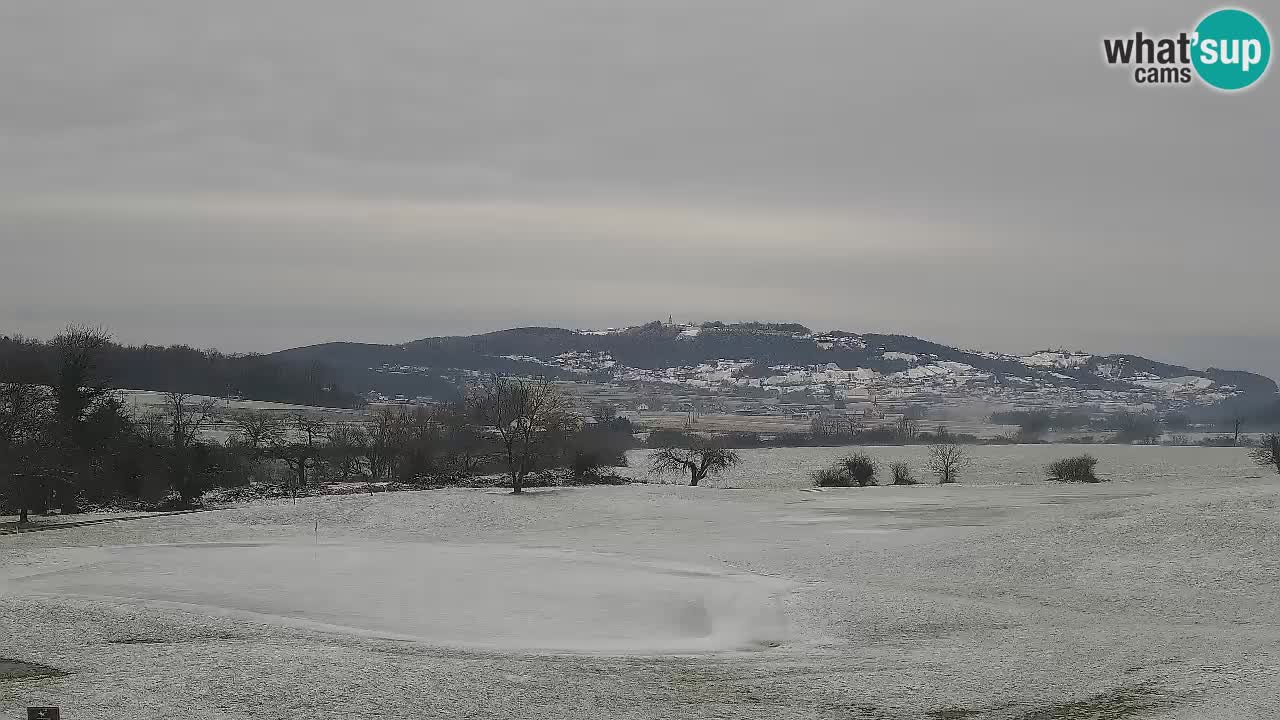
1 329 636 523
0 331 362 408
221 381 635 498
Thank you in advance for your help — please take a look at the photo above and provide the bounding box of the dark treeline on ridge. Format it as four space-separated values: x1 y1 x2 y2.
0 331 362 408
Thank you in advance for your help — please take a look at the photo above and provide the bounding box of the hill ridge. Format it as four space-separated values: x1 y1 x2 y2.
268 321 1277 411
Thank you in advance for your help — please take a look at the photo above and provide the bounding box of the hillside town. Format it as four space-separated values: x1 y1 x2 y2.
366 323 1245 425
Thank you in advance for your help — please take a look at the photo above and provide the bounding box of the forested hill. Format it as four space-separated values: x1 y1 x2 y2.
0 335 362 408
268 321 1279 407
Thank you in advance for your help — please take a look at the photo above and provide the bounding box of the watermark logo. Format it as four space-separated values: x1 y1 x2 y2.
1193 8 1270 89
1102 7 1270 91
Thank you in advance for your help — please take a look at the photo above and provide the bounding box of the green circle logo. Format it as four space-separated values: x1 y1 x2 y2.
1192 8 1271 90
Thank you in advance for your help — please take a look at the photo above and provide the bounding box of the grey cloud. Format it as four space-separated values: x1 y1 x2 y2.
1 1 1276 379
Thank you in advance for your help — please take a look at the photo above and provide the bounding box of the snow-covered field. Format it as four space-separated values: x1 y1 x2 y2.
621 443 1270 488
116 390 355 416
2 446 1278 719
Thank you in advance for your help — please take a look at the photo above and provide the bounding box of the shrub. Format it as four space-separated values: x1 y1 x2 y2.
890 461 916 485
812 453 878 487
812 466 850 487
842 453 878 486
1046 454 1104 483
1251 433 1280 475
571 450 607 483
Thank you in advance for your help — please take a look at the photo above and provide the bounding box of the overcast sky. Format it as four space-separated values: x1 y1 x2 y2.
2 1 1277 379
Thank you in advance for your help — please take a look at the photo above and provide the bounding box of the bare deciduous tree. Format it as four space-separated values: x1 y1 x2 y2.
440 403 485 475
927 442 971 484
361 407 405 480
0 382 52 523
49 324 114 512
811 413 858 438
162 392 218 504
324 423 366 484
225 411 285 485
50 325 112 431
273 413 327 497
396 406 443 482
293 413 326 447
229 411 286 460
467 376 571 494
896 417 920 444
650 439 741 486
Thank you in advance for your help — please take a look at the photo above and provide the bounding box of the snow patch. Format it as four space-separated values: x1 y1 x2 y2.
1021 351 1093 369
8 542 791 655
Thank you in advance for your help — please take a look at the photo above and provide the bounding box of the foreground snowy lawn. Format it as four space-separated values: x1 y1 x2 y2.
2 460 1278 719
8 541 788 654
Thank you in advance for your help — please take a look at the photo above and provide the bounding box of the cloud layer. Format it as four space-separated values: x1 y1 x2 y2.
1 1 1276 377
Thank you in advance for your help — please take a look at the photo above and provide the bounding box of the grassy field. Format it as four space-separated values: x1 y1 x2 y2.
2 446 1277 718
